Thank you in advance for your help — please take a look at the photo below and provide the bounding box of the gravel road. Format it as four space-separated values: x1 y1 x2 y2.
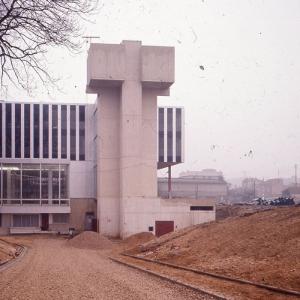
0 236 212 300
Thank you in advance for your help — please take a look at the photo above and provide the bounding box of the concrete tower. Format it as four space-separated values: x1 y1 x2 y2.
86 40 175 238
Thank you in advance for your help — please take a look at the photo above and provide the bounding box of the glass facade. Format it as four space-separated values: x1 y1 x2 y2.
24 104 30 158
5 103 12 158
0 103 2 158
0 163 68 202
70 105 76 160
79 105 85 161
61 105 67 159
52 105 58 159
33 104 40 158
13 214 39 227
43 105 49 158
15 104 21 158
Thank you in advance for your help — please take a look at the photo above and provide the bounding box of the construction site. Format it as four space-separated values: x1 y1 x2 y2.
0 205 299 299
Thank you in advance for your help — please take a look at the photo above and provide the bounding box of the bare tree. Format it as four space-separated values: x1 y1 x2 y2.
0 0 98 91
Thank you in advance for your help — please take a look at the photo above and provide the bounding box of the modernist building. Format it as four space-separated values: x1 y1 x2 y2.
0 40 215 238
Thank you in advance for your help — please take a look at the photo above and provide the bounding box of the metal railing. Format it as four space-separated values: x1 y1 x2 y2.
0 199 70 206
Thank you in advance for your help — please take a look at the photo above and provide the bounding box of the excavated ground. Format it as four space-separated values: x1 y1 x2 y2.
131 206 300 292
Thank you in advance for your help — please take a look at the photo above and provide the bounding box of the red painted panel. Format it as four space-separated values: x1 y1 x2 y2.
155 221 174 237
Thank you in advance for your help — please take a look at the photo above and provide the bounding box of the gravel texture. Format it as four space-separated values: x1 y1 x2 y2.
0 236 211 300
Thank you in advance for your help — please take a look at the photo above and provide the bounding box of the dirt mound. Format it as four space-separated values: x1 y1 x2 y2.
134 206 300 291
122 232 155 248
68 231 113 250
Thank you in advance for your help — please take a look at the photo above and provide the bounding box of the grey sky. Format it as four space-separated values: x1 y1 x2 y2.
2 0 300 180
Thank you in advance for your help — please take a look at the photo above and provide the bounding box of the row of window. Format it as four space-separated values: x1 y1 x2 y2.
6 214 69 227
0 163 68 200
0 103 85 160
158 107 183 163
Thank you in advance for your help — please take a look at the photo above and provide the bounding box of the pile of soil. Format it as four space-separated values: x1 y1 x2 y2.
122 232 155 249
68 231 113 250
134 206 300 291
0 239 17 263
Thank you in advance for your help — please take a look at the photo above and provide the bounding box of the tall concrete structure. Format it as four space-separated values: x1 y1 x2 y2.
87 40 175 237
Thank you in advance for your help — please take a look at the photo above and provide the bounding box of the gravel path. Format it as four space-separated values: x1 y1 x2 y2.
0 236 212 300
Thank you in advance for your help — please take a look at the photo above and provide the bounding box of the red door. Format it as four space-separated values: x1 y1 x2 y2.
41 214 49 231
155 221 174 237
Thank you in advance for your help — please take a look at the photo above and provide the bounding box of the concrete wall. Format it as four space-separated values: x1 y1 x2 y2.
70 198 97 231
122 197 215 238
0 214 10 235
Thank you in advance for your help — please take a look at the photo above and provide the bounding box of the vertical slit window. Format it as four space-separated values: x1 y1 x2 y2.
70 105 76 160
61 105 67 159
176 108 182 162
15 104 21 158
158 108 164 162
79 106 85 161
43 105 49 158
0 103 2 158
33 104 39 158
167 108 173 162
5 103 12 158
52 105 58 158
24 104 30 158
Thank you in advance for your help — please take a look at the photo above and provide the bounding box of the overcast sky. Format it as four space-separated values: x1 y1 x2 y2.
2 0 300 181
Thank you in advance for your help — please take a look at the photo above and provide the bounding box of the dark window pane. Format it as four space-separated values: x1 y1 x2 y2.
41 165 59 200
158 108 164 162
176 108 182 162
13 215 39 227
70 105 76 160
61 105 67 159
79 106 85 160
24 104 31 158
167 108 173 162
22 164 40 199
52 105 58 158
5 103 11 158
0 103 2 158
43 105 49 158
33 104 39 158
15 104 21 158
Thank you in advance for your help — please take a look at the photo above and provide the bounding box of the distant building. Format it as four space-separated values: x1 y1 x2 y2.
158 169 228 202
242 177 284 199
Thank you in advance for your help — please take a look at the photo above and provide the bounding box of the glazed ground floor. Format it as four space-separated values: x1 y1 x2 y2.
0 198 97 235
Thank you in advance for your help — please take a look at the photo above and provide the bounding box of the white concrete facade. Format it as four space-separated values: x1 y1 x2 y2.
87 40 215 238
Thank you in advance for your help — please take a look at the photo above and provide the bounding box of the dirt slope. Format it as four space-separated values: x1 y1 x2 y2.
134 206 300 291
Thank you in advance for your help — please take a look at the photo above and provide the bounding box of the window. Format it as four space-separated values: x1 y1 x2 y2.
176 108 182 162
0 103 2 158
79 105 85 160
190 206 214 211
13 214 39 227
158 108 164 161
15 104 21 158
2 164 21 199
24 104 30 158
41 165 59 200
52 214 69 224
70 105 76 160
167 108 173 162
52 105 58 158
5 103 12 158
43 105 49 158
61 105 67 159
22 164 40 199
33 104 40 158
60 165 68 199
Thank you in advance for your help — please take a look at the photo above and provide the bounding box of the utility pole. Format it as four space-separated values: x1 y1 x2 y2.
295 164 298 187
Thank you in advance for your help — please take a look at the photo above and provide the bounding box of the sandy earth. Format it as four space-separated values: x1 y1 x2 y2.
134 207 300 291
0 236 212 300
